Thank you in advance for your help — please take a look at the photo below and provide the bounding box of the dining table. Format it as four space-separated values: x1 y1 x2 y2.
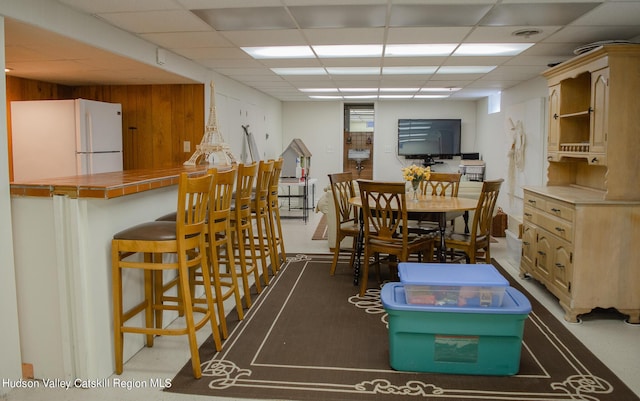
348 193 478 285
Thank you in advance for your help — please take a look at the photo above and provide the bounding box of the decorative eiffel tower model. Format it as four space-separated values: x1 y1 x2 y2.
184 81 236 166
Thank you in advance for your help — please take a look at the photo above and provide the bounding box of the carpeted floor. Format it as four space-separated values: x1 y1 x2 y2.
167 254 638 401
311 214 328 240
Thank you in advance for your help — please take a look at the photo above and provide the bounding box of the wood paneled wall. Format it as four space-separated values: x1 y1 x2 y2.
5 76 204 179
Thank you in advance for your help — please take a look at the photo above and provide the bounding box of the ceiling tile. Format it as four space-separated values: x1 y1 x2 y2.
98 10 211 33
570 1 640 26
386 27 472 44
220 30 307 47
479 3 601 26
389 4 493 27
193 7 295 31
303 28 385 45
288 5 388 28
139 32 232 49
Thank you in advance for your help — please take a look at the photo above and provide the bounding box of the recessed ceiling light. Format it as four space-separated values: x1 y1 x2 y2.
379 95 414 99
343 95 378 99
414 95 450 99
242 46 313 59
326 67 380 75
420 87 461 92
385 44 456 57
339 88 378 92
309 95 343 100
437 66 496 74
380 88 419 92
382 66 438 75
454 43 533 56
299 88 339 92
271 68 327 75
313 45 382 58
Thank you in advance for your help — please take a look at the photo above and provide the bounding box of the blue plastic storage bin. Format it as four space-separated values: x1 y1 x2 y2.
398 263 509 307
381 283 531 375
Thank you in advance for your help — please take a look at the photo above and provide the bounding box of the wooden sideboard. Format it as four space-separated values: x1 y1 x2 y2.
520 44 640 323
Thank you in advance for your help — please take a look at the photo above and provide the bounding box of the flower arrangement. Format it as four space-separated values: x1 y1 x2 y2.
402 164 431 199
402 164 431 184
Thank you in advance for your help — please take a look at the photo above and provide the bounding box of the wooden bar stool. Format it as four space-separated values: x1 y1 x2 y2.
191 166 244 339
227 162 261 308
268 158 286 270
111 172 221 379
251 160 277 285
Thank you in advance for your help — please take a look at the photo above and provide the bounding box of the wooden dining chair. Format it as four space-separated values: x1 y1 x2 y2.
410 172 463 235
357 180 435 296
443 179 503 263
328 172 360 275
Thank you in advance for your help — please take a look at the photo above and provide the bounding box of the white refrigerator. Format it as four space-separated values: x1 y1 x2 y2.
11 98 123 181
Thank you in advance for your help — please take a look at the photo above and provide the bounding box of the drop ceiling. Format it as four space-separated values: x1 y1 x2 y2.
5 0 640 101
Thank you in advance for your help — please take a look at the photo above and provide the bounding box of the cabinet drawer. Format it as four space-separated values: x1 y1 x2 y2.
538 213 573 242
544 199 574 222
524 192 545 211
523 205 538 224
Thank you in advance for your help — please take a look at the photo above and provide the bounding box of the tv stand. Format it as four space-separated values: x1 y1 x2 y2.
421 156 442 167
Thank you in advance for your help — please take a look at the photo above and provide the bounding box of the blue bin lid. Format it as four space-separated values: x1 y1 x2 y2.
381 283 532 314
398 263 509 288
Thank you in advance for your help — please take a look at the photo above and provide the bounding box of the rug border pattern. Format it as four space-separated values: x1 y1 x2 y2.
190 254 620 401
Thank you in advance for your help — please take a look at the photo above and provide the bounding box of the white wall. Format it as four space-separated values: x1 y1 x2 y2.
475 76 549 218
282 99 477 192
0 16 24 395
282 101 343 193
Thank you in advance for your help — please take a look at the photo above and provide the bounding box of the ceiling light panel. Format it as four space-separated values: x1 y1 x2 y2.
288 5 388 29
271 67 326 75
193 7 295 31
454 43 533 56
326 67 380 75
313 45 383 58
384 44 456 57
437 66 496 74
242 46 314 58
382 66 437 75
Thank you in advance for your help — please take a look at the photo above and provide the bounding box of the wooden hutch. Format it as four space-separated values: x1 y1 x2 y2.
520 44 640 323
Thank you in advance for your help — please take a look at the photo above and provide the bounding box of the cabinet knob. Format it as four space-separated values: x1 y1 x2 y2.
591 157 598 163
524 212 532 217
551 208 561 213
555 263 565 269
555 227 565 233
538 251 546 256
528 199 536 204
553 113 558 120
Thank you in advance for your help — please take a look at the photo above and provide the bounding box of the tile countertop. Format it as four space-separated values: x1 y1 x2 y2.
9 165 216 199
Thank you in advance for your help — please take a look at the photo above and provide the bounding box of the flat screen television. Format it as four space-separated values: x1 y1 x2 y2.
397 118 461 164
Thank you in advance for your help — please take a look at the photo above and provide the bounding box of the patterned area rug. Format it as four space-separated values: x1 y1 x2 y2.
167 254 638 401
311 214 328 240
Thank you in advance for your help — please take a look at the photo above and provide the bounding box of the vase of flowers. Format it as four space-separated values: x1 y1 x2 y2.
402 164 431 200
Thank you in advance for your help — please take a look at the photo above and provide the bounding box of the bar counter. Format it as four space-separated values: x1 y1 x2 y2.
10 165 217 381
10 165 211 199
